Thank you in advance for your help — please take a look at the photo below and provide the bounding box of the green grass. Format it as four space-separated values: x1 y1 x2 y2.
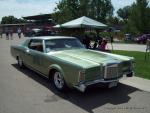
112 50 150 79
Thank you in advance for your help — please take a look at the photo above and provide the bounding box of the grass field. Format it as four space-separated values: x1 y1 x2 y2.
112 50 150 79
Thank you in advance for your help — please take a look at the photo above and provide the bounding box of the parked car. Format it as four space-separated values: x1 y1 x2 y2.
135 34 150 44
24 28 55 37
124 33 135 41
11 36 134 92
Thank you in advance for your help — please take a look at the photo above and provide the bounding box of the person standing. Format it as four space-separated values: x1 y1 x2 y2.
84 35 91 49
17 28 22 38
9 29 13 40
98 38 108 51
0 28 3 38
92 40 98 50
6 30 9 40
97 35 102 45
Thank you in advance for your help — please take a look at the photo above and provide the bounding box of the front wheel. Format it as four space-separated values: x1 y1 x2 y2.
52 71 67 92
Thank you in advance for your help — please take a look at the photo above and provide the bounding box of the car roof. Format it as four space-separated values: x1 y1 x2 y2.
29 36 76 40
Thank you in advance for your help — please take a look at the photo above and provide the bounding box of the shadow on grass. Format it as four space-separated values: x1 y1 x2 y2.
12 63 139 113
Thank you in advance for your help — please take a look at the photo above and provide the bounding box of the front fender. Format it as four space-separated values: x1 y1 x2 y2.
48 62 86 88
48 64 66 81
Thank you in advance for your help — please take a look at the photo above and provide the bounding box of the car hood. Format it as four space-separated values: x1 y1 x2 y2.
47 49 133 68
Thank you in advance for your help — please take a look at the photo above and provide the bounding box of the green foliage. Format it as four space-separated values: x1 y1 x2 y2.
89 0 113 22
1 16 26 24
117 6 131 20
113 50 150 79
84 31 97 40
52 0 80 24
106 16 125 27
106 16 119 26
52 0 113 24
124 0 150 34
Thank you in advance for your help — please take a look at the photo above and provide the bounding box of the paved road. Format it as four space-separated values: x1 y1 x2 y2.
0 36 150 113
107 43 146 52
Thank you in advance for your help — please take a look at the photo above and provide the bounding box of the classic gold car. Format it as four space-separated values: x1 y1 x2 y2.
11 36 134 92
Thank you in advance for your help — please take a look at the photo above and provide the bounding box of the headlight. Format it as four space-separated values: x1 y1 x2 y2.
78 70 85 82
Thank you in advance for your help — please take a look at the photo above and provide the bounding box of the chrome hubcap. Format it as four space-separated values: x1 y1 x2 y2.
54 72 64 89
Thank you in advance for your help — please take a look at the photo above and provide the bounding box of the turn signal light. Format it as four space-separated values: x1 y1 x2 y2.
78 71 85 82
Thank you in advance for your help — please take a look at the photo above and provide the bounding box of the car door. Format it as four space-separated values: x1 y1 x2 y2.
25 39 42 69
28 39 49 76
23 39 35 67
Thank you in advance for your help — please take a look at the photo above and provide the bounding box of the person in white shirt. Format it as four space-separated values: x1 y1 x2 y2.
17 28 22 38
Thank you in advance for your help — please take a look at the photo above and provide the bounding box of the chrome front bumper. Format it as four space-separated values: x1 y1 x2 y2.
74 71 134 92
74 78 120 92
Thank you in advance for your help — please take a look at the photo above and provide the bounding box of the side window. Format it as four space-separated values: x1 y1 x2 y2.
28 39 43 52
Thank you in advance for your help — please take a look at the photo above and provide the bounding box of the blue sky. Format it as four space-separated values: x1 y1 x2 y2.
0 0 136 21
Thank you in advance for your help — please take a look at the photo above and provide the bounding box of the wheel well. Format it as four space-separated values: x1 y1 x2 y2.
49 69 57 80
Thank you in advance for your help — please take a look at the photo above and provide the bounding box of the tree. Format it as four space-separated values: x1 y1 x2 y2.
117 6 131 21
53 0 113 24
79 0 90 16
106 16 120 26
1 16 26 24
90 0 113 22
52 0 80 24
125 0 150 34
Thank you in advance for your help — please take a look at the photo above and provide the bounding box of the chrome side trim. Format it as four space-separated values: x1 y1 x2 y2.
24 63 49 78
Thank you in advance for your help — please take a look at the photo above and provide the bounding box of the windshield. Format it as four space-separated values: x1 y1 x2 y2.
45 38 85 52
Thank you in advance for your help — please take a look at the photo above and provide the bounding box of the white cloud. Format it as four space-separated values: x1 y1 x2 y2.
0 0 57 20
111 0 136 16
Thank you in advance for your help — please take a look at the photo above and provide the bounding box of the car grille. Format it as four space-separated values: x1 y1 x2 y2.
85 66 102 81
104 64 120 79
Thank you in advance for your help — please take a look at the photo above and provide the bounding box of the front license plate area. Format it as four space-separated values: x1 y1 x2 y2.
108 81 118 88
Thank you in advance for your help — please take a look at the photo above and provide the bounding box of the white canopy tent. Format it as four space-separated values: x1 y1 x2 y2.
54 24 61 28
54 16 107 29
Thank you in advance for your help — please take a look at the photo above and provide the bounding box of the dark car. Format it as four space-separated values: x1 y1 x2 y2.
135 34 150 44
24 28 56 37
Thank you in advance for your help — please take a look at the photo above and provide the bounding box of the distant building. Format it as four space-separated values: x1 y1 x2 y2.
0 23 30 34
23 14 55 31
0 14 55 34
